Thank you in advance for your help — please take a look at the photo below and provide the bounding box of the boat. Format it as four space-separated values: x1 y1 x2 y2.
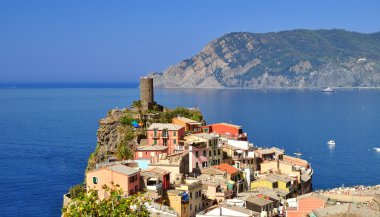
327 140 336 146
322 87 334 92
374 147 380 152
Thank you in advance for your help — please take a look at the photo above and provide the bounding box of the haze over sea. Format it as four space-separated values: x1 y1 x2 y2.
1 85 380 217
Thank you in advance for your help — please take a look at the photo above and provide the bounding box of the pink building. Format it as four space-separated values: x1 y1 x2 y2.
86 165 140 200
134 145 168 160
147 123 185 155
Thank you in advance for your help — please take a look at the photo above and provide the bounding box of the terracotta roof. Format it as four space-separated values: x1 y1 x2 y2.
213 163 239 175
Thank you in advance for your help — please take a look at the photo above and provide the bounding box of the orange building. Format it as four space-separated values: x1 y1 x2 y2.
86 165 140 200
172 117 202 132
286 193 328 217
202 123 247 140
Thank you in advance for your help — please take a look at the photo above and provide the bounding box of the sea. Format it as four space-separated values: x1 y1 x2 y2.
0 85 380 216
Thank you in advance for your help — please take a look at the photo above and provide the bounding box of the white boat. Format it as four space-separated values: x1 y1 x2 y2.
322 87 334 92
327 140 336 146
374 147 380 152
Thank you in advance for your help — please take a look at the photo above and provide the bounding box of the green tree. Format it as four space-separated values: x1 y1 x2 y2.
117 143 134 160
62 184 150 217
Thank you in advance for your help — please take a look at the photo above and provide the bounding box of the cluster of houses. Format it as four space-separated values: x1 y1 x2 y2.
85 115 321 217
81 78 380 217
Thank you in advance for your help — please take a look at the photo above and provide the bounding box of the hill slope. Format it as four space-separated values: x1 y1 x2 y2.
149 29 380 88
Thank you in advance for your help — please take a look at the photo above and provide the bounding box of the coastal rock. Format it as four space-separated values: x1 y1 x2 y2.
149 29 380 88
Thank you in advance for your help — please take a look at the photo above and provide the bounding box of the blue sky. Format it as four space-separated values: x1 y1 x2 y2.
1 0 379 83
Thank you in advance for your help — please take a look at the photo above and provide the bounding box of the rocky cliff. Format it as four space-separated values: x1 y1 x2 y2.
149 29 380 88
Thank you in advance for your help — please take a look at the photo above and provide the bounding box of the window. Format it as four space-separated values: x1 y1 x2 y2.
195 151 199 157
190 192 192 199
209 150 212 156
154 139 157 145
173 131 176 136
130 189 133 195
203 150 206 156
214 150 216 155
190 204 192 210
218 149 221 155
173 139 177 144
199 190 201 196
195 205 197 212
195 162 199 169
93 177 98 184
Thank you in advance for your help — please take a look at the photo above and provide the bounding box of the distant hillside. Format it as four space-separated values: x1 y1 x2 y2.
149 29 380 88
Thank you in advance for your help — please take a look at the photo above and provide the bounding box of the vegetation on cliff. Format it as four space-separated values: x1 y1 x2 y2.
62 184 150 217
86 106 204 171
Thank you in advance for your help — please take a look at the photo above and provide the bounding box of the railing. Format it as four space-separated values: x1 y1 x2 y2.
162 134 169 138
147 183 163 191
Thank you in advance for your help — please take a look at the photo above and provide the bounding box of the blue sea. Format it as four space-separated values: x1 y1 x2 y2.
1 86 380 216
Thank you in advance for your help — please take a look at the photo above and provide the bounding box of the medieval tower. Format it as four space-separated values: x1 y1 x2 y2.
140 77 155 111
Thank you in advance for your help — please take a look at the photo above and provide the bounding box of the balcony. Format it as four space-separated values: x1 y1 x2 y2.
162 133 169 139
147 183 163 191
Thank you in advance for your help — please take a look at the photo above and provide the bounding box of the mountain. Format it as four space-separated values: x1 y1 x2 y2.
149 29 380 88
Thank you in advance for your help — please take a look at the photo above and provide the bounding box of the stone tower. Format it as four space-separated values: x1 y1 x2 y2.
140 77 154 110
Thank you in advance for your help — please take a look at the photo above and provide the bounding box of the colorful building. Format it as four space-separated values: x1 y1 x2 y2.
286 193 328 217
172 117 202 132
86 164 140 200
202 123 247 140
147 123 185 155
140 167 170 203
184 133 222 172
134 145 168 160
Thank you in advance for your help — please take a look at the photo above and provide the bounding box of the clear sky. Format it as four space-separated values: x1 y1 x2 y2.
1 0 379 83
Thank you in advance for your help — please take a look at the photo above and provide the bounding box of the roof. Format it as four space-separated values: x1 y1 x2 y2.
312 203 380 217
297 192 329 201
144 167 170 175
136 145 168 151
148 123 183 131
201 167 226 176
246 196 273 206
106 165 139 176
173 117 201 124
255 149 276 155
214 163 239 175
267 173 294 183
212 122 242 129
253 177 277 184
192 133 218 140
201 204 259 216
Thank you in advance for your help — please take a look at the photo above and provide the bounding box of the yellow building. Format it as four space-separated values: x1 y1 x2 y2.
166 189 189 217
267 173 296 193
175 179 204 217
251 177 278 190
